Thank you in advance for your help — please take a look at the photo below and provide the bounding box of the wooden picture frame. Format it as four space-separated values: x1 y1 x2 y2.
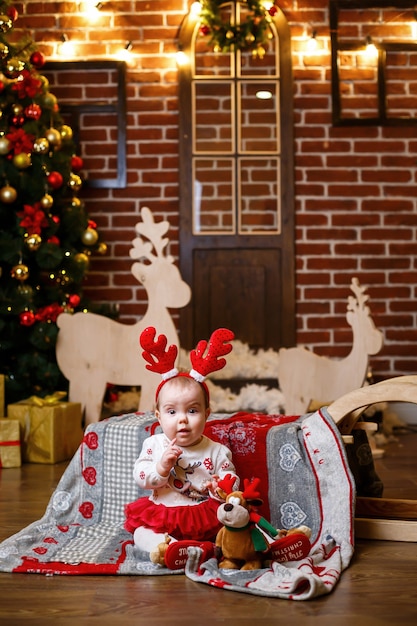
330 0 417 126
44 60 127 188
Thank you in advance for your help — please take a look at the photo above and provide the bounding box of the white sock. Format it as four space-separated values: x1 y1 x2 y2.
133 526 176 553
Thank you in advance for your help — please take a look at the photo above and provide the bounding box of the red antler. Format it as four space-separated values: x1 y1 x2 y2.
139 326 178 377
217 473 237 495
242 477 261 501
190 328 234 381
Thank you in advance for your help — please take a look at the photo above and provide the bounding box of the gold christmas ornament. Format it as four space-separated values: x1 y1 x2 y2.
0 184 17 203
45 127 61 146
97 242 108 255
0 14 13 33
25 233 42 251
0 135 11 154
39 75 49 90
5 57 24 77
68 174 82 191
33 137 49 154
81 227 99 246
254 46 265 59
12 152 31 169
74 252 90 268
11 262 29 281
71 197 81 208
40 193 53 209
43 92 58 109
60 125 73 141
0 42 9 58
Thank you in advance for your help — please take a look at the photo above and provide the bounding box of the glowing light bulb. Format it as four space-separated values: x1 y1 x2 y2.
175 50 188 66
365 36 378 60
83 1 103 23
306 31 318 53
116 42 134 65
190 2 202 18
58 35 76 57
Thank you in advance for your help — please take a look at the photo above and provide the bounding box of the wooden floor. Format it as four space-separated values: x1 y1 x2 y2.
1 431 417 625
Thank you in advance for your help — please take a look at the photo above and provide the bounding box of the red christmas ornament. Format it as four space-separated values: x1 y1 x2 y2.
25 103 42 120
269 6 278 16
200 25 210 36
30 51 45 69
47 235 60 245
47 171 63 189
20 311 35 326
11 114 25 127
35 303 64 322
71 155 83 172
7 6 18 21
88 219 97 229
0 81 5 93
68 294 81 308
51 215 60 225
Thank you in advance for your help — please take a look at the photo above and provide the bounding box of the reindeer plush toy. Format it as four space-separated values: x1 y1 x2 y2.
215 476 311 570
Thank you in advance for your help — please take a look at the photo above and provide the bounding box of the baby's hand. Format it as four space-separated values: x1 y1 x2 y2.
157 438 182 477
205 475 220 495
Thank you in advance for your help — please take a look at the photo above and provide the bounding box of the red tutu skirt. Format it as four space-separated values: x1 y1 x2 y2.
124 497 222 541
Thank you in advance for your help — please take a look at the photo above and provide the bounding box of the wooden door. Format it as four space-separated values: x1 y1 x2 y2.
178 3 295 350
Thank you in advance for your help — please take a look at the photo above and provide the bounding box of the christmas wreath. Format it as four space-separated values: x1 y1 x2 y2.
198 0 278 56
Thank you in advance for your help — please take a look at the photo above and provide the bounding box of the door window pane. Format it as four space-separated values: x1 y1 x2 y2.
239 82 279 153
238 158 280 233
193 157 235 233
194 82 233 153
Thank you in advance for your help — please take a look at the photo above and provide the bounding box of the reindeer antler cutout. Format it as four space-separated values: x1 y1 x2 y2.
139 326 178 380
347 277 369 313
190 328 235 382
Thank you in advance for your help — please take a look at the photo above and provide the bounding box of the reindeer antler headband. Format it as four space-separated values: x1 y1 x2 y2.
139 326 235 402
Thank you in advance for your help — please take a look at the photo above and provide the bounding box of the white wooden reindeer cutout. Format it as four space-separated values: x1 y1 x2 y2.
56 207 191 425
277 277 384 415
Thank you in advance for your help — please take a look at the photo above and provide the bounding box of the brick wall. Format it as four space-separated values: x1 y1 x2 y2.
17 0 417 380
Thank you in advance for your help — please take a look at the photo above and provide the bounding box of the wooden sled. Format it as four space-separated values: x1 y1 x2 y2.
328 376 417 542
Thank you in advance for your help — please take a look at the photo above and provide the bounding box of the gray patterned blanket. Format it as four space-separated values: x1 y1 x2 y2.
0 409 355 600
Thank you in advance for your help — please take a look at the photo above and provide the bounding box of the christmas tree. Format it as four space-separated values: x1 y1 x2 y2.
0 2 110 404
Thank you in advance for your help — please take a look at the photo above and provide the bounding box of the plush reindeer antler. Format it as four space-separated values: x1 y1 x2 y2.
242 477 262 501
139 326 178 379
190 328 234 382
217 473 237 495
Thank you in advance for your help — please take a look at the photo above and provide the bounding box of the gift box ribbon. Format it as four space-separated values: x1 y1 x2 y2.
0 439 20 468
25 391 67 407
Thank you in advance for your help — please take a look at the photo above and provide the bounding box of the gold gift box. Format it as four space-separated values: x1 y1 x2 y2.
7 398 83 464
0 418 22 468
